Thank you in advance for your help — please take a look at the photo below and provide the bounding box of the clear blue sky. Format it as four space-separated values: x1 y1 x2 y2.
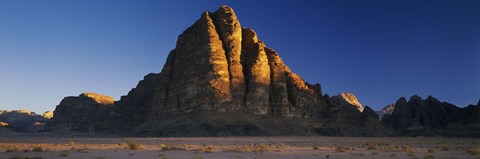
1 0 479 113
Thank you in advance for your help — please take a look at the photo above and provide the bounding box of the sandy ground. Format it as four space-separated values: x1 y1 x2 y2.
0 135 479 159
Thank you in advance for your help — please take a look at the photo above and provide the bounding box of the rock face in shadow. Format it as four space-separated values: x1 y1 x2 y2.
465 100 480 124
47 93 114 132
313 94 389 136
383 96 480 137
376 103 395 120
0 110 50 132
93 6 388 136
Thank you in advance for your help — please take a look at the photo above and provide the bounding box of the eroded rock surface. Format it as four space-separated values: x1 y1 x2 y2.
42 111 54 119
47 93 114 132
376 103 395 120
0 110 50 132
330 93 363 112
94 6 388 136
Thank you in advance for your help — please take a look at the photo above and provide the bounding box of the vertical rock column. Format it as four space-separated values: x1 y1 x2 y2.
265 48 290 116
241 28 271 114
212 6 245 111
164 12 232 113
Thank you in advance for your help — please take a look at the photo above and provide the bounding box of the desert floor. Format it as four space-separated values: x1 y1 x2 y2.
0 134 479 159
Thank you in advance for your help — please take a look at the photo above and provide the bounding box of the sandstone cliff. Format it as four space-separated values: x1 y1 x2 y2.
93 6 388 136
112 6 325 123
330 93 364 112
47 93 114 132
43 6 480 137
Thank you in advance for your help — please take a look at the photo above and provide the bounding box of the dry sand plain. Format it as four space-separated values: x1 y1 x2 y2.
0 134 479 159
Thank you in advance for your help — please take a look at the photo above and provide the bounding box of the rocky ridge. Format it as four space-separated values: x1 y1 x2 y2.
0 110 50 132
90 6 386 136
44 6 479 137
383 96 480 137
47 93 114 132
330 93 364 112
376 103 395 120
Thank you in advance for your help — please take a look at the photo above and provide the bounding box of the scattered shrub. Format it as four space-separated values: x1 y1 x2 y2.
335 145 346 152
367 143 377 150
467 147 480 155
196 145 215 153
402 146 414 153
427 149 434 153
75 148 88 153
159 144 186 151
32 145 44 152
127 140 144 150
441 143 450 151
6 147 19 153
66 141 76 146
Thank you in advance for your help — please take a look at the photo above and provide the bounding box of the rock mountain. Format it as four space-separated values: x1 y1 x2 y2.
47 6 386 136
0 110 51 132
383 96 480 137
45 6 479 137
47 93 114 132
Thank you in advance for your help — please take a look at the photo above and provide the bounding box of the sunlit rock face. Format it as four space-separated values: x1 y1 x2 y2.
330 93 363 112
81 92 115 105
47 92 114 132
0 122 7 127
42 111 54 119
98 5 341 135
115 5 327 123
86 5 395 137
376 103 395 120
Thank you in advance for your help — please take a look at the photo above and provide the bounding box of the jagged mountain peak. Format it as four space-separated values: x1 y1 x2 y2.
334 92 363 112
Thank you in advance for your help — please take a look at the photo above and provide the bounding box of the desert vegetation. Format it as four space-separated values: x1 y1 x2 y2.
0 137 478 159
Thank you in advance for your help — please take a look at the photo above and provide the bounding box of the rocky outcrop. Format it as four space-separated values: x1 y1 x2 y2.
376 103 395 120
0 122 8 127
0 110 50 132
315 95 389 136
40 5 479 137
463 99 480 125
92 6 392 136
42 111 54 119
383 96 480 137
110 6 326 124
330 93 363 112
47 92 114 132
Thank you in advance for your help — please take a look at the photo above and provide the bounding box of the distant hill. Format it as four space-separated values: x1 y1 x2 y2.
0 110 52 132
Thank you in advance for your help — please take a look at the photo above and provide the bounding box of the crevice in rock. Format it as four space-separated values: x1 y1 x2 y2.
209 12 233 89
266 48 276 115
